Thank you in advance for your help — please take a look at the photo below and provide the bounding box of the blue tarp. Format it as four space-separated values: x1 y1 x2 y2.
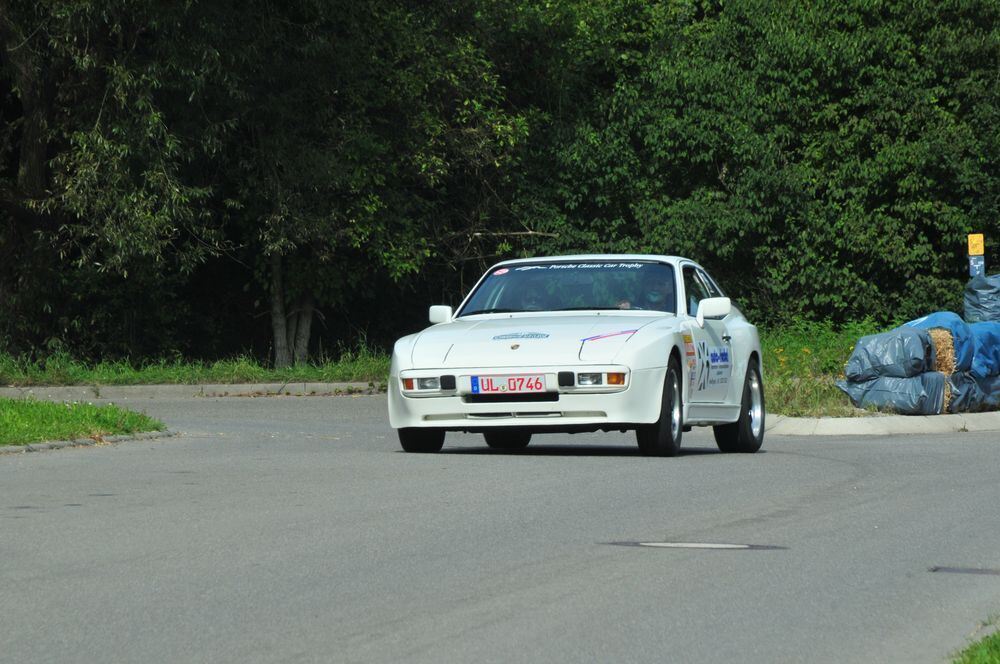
838 311 1000 415
836 372 945 415
977 375 1000 411
902 311 974 372
970 322 1000 379
947 372 985 413
965 274 1000 323
845 328 935 382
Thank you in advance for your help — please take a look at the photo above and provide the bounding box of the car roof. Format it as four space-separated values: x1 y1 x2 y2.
493 254 696 268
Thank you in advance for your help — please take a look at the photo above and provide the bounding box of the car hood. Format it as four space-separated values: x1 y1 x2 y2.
410 314 663 368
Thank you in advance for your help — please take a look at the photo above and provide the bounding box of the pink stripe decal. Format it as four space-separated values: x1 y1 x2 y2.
581 329 638 342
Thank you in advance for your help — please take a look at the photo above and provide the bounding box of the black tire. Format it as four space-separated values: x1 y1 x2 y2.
636 356 683 457
714 359 765 453
484 431 532 450
398 428 445 453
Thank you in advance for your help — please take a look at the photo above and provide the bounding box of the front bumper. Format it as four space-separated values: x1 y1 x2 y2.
388 364 666 430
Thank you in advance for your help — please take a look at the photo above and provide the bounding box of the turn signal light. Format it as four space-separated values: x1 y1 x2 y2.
607 373 626 385
402 378 415 390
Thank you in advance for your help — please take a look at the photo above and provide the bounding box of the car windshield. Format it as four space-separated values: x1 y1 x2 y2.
458 261 677 316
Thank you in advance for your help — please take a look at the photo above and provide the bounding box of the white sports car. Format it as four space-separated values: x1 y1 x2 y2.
388 255 764 456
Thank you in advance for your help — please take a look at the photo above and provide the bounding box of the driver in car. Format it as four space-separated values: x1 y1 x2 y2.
617 273 675 312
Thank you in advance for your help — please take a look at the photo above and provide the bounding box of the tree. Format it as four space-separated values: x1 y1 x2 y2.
518 0 1000 325
208 0 527 366
1 1 226 354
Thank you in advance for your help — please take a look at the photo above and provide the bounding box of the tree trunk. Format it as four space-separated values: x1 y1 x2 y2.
291 294 314 364
285 301 299 359
270 254 292 368
0 6 52 198
17 87 50 197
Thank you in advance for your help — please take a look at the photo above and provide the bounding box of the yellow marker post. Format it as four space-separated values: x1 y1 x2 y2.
968 233 985 256
968 233 986 277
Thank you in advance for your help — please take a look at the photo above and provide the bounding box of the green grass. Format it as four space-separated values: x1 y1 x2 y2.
0 398 165 446
955 627 1000 663
0 348 391 387
1 322 889 417
760 319 885 418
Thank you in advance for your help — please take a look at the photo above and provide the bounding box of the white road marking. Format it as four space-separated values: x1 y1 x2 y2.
637 542 751 550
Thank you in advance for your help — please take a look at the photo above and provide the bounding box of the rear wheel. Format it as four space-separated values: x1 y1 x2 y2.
713 358 765 453
398 428 445 453
636 357 683 457
484 431 531 450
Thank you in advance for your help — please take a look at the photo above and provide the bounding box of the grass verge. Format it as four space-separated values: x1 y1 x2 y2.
2 321 889 417
954 628 1000 663
0 398 164 447
760 319 884 418
0 348 390 387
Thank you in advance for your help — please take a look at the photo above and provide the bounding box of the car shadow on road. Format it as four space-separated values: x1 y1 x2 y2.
438 445 722 457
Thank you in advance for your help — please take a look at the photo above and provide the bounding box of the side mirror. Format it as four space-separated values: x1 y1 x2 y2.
429 305 453 324
695 297 731 328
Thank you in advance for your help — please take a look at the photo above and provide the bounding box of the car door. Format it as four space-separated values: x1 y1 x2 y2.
682 264 733 403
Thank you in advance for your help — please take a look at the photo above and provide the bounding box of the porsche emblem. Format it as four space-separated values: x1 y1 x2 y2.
510 343 520 350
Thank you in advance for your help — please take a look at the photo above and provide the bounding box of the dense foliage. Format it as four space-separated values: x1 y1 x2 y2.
2 0 998 363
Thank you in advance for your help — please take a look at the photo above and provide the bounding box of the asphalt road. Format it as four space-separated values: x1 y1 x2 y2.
2 395 999 664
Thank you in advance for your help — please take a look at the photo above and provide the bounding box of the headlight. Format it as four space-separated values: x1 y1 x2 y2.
401 374 454 394
577 373 603 386
417 377 441 390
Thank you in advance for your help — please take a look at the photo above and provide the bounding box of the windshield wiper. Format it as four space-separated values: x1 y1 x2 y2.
459 308 522 316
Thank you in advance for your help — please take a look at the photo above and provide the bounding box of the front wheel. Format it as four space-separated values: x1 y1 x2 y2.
484 431 531 450
636 357 683 457
713 359 765 453
398 428 445 453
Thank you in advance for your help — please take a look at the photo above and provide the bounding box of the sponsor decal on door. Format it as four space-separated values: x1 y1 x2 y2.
707 346 731 387
693 342 731 392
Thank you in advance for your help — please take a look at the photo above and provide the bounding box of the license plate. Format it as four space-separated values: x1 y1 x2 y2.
471 374 546 394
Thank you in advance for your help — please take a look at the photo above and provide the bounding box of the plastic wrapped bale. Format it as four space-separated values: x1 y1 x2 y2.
969 321 1000 380
845 328 936 382
964 274 1000 323
946 372 986 413
975 375 1000 411
835 372 946 415
902 312 974 373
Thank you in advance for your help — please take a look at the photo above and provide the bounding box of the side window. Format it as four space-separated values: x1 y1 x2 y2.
696 269 724 298
682 266 712 316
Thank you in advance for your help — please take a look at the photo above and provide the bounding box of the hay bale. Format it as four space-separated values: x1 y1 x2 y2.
942 376 952 413
928 328 955 375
